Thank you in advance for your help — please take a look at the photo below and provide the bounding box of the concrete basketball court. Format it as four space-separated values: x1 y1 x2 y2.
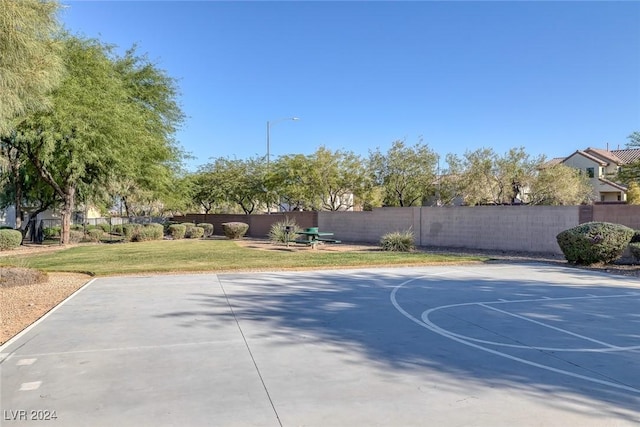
1 263 639 426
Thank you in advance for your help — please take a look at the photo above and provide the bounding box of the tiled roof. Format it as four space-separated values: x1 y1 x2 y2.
567 150 607 165
585 147 623 164
611 148 640 164
598 177 627 191
539 157 564 169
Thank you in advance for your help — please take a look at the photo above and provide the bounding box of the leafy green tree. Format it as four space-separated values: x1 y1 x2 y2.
369 139 438 207
528 164 594 205
618 131 640 185
447 147 541 205
0 0 63 135
444 149 495 206
187 170 226 215
435 169 464 206
626 131 640 147
626 182 640 205
268 154 315 211
108 46 185 216
199 157 267 214
5 36 184 243
0 143 59 234
307 147 369 211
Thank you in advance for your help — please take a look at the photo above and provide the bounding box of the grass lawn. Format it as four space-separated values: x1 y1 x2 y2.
0 239 486 276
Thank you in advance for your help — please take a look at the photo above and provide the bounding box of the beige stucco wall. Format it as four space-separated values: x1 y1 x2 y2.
319 206 581 255
318 207 419 244
419 206 580 254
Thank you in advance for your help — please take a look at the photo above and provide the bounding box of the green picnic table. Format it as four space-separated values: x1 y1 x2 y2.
293 227 341 248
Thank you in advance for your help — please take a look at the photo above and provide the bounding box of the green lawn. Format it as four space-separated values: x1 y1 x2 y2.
0 240 486 276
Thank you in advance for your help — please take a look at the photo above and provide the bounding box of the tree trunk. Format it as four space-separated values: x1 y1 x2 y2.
122 196 131 217
60 185 76 245
13 168 22 230
8 148 22 229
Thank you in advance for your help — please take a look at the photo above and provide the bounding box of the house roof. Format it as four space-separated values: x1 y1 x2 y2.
539 157 564 169
611 148 640 164
585 147 623 164
598 177 627 192
565 150 607 166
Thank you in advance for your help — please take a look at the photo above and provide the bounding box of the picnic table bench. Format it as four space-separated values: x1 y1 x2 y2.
292 227 341 248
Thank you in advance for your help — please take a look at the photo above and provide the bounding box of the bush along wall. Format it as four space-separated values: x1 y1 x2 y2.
556 222 634 265
222 222 249 239
0 229 23 251
197 223 214 237
168 224 187 240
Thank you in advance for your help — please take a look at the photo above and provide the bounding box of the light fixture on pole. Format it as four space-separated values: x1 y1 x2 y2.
266 116 299 213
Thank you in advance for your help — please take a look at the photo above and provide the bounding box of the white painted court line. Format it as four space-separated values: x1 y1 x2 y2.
0 278 98 359
16 340 229 359
390 274 640 395
416 294 640 352
477 303 621 349
19 381 42 391
16 358 37 366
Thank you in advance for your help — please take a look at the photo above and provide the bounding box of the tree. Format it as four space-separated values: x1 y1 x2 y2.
369 139 438 207
618 131 640 185
626 182 640 205
268 154 315 211
0 0 63 135
187 169 227 216
528 164 594 205
199 157 267 214
446 147 541 205
6 35 184 243
0 143 59 235
306 147 369 211
108 46 185 217
626 131 640 147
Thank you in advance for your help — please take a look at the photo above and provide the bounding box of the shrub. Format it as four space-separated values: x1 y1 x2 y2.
71 224 84 231
43 226 61 239
630 242 640 263
112 224 124 234
222 222 249 239
269 218 302 244
182 222 195 237
86 228 104 243
132 223 164 242
380 229 415 252
69 230 84 244
146 223 164 239
197 223 214 237
556 222 634 265
98 223 112 233
189 226 205 239
0 267 48 287
163 221 179 234
0 229 23 251
168 224 187 240
631 230 640 244
121 224 142 242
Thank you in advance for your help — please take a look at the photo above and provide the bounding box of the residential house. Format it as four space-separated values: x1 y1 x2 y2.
546 147 640 202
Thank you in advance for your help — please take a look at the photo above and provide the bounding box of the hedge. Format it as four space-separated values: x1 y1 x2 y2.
0 229 22 251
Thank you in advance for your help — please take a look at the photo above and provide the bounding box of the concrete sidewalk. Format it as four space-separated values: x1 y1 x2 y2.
1 264 639 426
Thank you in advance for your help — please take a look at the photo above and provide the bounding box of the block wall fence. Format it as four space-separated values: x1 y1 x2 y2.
174 205 640 256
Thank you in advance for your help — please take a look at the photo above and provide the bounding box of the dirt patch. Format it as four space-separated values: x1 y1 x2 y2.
1 271 91 345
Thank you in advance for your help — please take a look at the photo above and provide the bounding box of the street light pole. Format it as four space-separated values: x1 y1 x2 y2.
266 116 299 213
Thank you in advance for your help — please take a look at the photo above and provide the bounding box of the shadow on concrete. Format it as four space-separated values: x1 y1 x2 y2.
156 264 640 421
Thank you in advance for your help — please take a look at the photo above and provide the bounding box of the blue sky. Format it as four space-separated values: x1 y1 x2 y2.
60 1 640 172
